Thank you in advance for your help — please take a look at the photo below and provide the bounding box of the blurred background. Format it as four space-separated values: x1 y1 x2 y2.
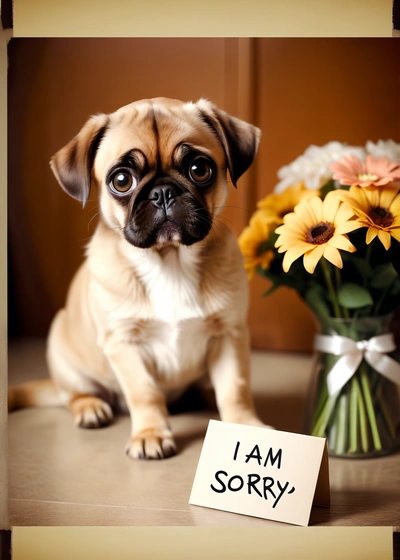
8 38 400 351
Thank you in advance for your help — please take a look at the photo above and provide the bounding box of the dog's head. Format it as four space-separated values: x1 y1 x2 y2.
50 98 261 249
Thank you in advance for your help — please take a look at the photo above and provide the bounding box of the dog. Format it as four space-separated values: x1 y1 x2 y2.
9 97 266 460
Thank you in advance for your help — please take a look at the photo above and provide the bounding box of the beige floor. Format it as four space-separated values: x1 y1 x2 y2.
8 339 400 527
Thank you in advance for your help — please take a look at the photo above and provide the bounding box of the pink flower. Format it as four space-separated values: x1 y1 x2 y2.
330 154 400 187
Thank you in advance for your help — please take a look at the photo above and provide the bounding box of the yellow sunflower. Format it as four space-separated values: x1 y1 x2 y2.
275 193 361 274
257 181 317 222
333 186 400 249
239 210 278 279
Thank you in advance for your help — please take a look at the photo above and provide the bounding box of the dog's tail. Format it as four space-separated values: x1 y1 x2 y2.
8 379 62 412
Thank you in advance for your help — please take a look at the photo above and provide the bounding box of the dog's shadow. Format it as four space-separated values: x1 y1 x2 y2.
168 387 308 453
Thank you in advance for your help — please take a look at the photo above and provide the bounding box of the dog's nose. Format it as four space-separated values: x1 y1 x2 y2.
148 185 179 210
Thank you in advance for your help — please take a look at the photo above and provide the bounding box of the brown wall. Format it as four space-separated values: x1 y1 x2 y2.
8 38 400 350
8 38 253 336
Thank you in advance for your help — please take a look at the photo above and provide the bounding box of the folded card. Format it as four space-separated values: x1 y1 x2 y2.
189 420 330 526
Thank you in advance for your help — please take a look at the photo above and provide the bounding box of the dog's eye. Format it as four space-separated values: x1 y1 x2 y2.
188 157 214 186
111 171 136 194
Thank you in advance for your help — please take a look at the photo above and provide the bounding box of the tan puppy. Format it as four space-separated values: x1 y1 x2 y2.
9 97 265 459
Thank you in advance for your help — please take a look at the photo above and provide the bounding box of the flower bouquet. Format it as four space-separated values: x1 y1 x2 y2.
239 140 400 458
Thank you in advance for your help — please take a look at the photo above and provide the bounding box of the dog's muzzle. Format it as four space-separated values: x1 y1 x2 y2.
123 179 212 249
148 184 181 214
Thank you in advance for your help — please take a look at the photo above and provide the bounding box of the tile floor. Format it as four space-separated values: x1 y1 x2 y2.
8 339 313 526
8 339 400 527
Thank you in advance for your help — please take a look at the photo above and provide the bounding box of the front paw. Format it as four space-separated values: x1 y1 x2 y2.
125 428 177 460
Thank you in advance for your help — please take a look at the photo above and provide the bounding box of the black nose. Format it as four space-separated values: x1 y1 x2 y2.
148 185 180 210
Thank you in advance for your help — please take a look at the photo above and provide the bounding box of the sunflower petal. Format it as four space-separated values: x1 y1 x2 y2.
335 220 364 234
275 234 306 248
377 229 391 250
367 188 380 208
276 221 308 236
390 228 400 242
309 197 323 220
334 201 356 224
366 227 378 244
379 188 398 210
348 186 371 215
327 234 356 252
282 244 312 272
389 193 400 215
283 212 308 230
323 193 340 222
323 245 343 269
292 202 317 228
303 245 325 274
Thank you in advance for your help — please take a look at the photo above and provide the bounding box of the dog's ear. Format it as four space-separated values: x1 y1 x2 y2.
196 99 261 187
50 114 109 207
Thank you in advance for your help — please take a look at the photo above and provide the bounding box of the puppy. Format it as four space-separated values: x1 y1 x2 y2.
9 97 266 459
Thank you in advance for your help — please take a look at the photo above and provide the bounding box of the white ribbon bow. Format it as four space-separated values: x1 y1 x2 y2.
314 333 400 396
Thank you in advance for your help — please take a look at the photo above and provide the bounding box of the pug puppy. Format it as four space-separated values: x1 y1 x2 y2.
9 97 266 459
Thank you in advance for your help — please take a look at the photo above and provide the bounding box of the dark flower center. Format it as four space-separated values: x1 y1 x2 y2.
306 221 335 245
370 206 394 228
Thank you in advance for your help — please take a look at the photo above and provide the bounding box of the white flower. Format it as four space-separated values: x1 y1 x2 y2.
366 139 400 162
274 141 366 193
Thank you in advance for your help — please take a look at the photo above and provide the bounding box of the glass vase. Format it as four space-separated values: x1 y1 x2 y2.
306 313 400 458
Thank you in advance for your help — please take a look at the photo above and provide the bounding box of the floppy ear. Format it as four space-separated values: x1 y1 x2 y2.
50 113 109 207
196 99 261 187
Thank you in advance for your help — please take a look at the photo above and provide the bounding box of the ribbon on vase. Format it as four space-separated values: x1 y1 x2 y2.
314 333 400 396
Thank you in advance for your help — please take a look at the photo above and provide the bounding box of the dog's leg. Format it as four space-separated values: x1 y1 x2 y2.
47 319 114 429
104 341 176 460
208 326 271 428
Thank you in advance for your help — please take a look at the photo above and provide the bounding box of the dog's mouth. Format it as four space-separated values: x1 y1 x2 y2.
157 220 180 243
122 188 213 249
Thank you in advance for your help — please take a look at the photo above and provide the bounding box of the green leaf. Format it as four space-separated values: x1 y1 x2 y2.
338 283 374 309
370 263 398 289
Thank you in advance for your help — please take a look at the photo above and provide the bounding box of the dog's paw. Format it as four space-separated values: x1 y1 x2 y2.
125 428 177 460
71 396 114 429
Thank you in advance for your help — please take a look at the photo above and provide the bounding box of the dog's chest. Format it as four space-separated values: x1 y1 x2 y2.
129 247 219 382
133 246 205 323
140 317 210 381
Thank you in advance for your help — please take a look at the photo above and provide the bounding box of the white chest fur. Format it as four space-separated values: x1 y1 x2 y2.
117 245 213 386
131 245 205 323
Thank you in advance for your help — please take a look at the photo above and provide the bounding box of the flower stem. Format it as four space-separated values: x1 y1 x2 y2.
335 392 349 454
354 375 369 453
360 364 382 451
320 259 341 318
334 267 349 318
312 393 339 438
349 377 358 453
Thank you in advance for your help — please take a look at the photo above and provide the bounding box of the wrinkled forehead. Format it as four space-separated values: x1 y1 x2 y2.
94 99 225 177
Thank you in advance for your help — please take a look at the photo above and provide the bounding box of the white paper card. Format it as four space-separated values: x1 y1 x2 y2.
189 420 330 526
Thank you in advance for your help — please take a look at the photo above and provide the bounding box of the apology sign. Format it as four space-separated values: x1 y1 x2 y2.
189 420 329 526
